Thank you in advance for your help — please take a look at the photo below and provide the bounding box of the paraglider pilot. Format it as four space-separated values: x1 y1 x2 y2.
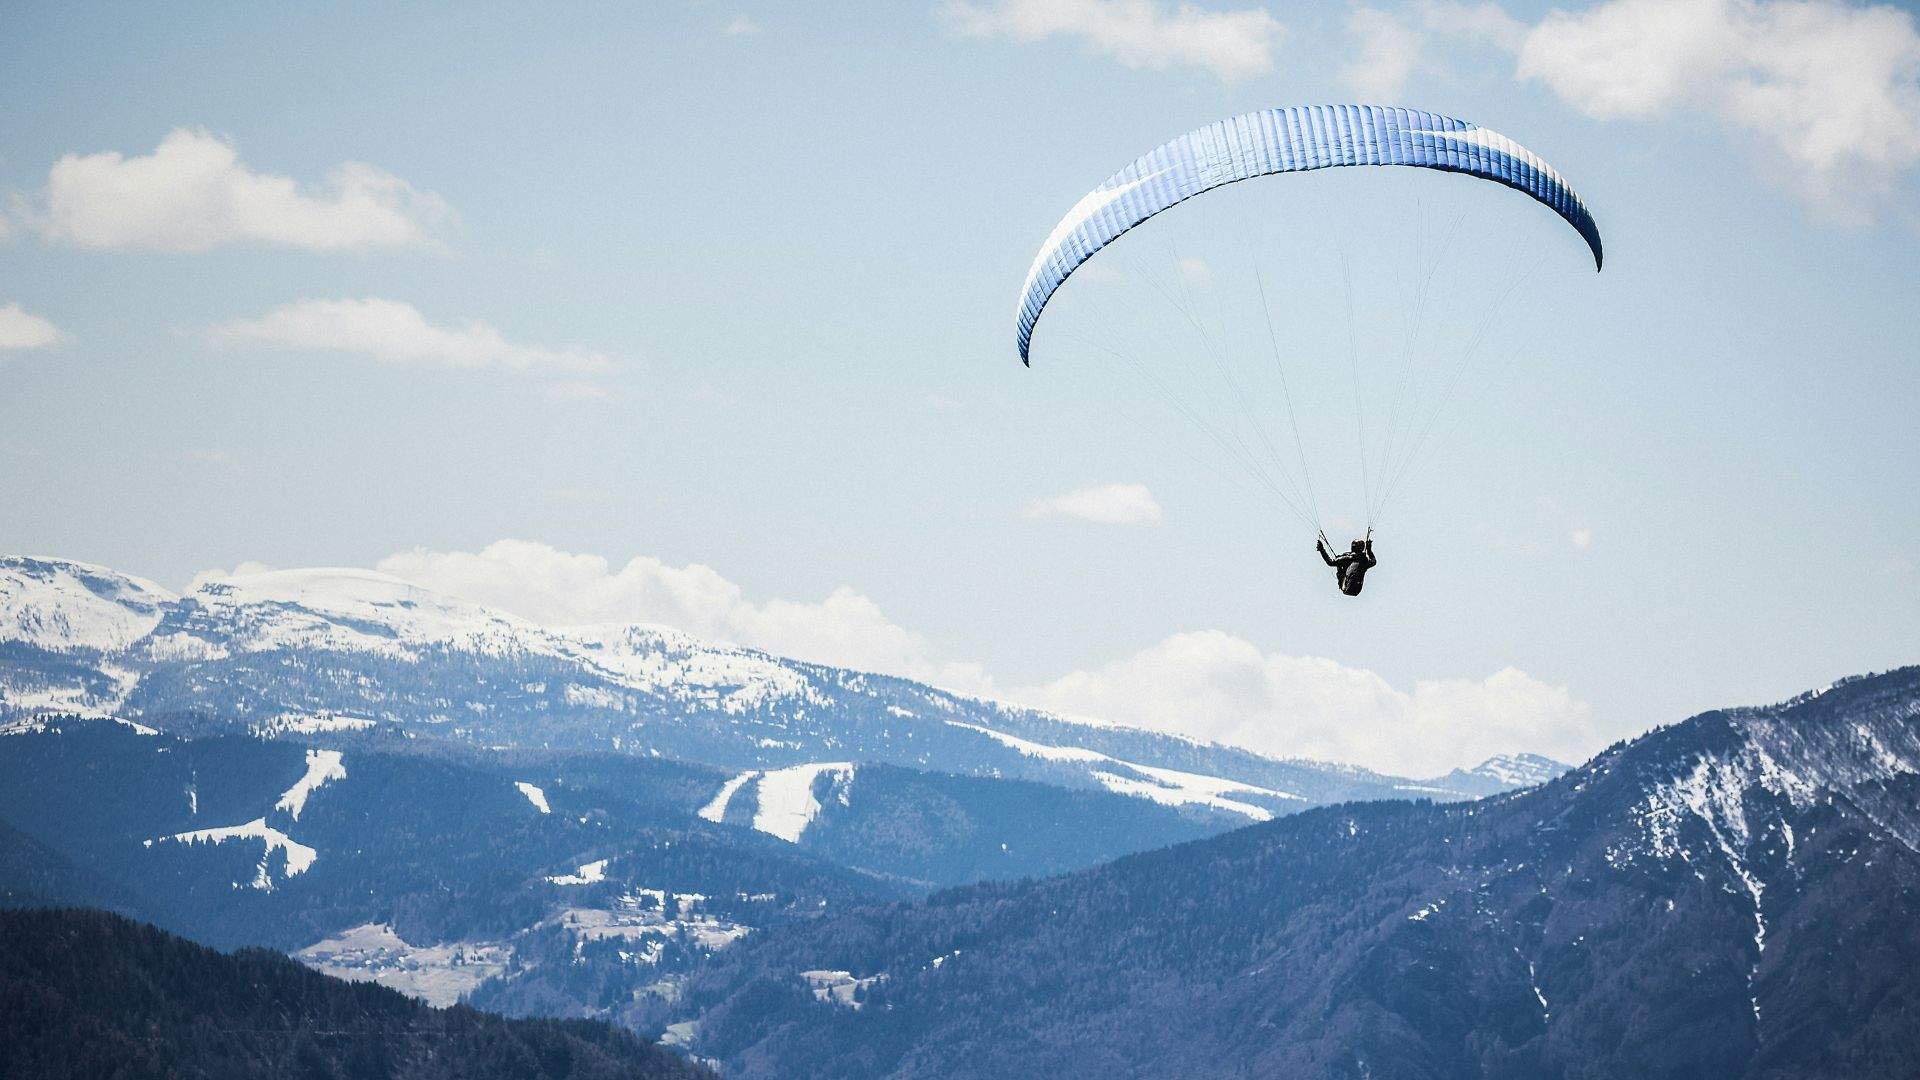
1317 531 1376 596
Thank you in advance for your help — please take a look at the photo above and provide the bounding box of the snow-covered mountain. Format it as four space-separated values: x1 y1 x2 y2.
674 667 1920 1079
0 555 1561 820
1418 751 1570 797
0 556 175 652
172 567 557 660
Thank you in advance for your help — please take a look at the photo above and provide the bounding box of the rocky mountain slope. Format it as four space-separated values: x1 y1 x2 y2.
673 667 1920 1079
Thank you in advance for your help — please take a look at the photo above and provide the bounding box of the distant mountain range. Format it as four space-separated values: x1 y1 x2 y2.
0 551 1585 1061
0 554 1562 823
0 907 710 1080
670 667 1920 1079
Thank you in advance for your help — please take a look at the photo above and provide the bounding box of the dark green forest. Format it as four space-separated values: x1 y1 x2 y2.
0 907 713 1080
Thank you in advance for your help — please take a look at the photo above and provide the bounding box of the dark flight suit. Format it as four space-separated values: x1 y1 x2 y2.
1317 537 1377 596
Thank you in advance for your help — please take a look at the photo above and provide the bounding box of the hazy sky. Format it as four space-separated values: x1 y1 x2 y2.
3 1 1916 773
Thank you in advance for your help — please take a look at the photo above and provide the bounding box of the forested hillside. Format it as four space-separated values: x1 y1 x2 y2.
0 907 712 1080
674 669 1920 1079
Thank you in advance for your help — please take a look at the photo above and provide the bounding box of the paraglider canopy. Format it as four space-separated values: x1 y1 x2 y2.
1017 104 1601 365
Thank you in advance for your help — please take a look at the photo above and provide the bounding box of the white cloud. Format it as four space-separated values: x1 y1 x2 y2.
941 0 1286 81
199 537 1601 772
723 14 762 35
373 540 992 692
0 303 65 350
1017 629 1600 774
1570 527 1594 551
1023 482 1165 525
1421 0 1920 213
212 298 615 373
1343 6 1426 99
21 128 449 252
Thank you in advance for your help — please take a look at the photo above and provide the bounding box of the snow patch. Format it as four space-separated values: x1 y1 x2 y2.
296 923 511 1007
800 969 886 1009
752 763 853 843
515 781 551 814
698 770 756 823
146 817 317 890
274 748 345 821
547 858 608 886
949 720 1109 763
661 1020 699 1048
255 712 377 736
551 889 753 957
1091 770 1277 822
950 720 1294 821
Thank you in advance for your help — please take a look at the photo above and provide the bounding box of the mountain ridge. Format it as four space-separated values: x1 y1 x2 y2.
669 665 1920 1078
0 554 1567 819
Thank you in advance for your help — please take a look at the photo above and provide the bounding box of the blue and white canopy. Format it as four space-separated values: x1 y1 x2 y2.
1016 105 1602 364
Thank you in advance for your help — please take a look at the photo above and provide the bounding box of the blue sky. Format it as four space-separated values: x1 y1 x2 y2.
3 1 1916 772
